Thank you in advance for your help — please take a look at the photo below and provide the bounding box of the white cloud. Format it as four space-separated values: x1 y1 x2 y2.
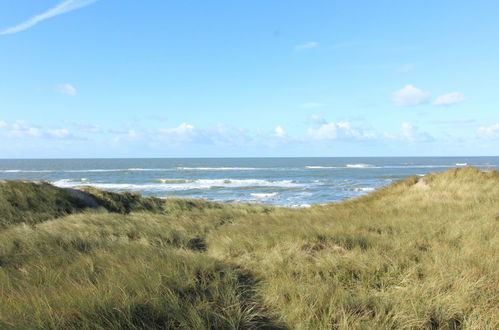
74 122 101 133
0 120 76 139
6 120 43 137
309 115 327 125
56 83 77 96
159 123 197 143
0 0 98 35
308 121 369 140
160 123 195 135
477 123 499 139
274 126 286 138
400 122 432 142
433 92 467 106
391 85 430 107
47 128 71 138
295 41 318 50
299 102 324 109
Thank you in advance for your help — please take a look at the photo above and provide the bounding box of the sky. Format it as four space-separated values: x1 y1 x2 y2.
0 0 498 158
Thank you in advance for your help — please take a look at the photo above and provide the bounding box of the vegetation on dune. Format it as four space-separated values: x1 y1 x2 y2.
0 181 232 228
0 181 88 228
78 186 227 215
0 167 498 329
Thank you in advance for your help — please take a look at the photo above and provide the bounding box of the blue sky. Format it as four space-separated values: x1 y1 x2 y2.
0 0 498 158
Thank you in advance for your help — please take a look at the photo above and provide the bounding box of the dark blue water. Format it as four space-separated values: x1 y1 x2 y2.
0 157 497 207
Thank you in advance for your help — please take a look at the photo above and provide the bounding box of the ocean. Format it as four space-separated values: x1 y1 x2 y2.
0 157 498 207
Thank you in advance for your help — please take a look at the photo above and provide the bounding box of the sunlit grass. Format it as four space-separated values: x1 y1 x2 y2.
0 167 498 329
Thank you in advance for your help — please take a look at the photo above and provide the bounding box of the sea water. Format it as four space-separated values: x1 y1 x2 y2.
0 157 497 207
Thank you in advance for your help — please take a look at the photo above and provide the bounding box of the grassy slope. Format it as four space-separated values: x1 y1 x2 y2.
0 181 89 228
0 167 498 329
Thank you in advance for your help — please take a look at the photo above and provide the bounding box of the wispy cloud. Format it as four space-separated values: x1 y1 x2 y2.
433 92 467 106
477 123 499 139
295 41 318 51
55 83 77 96
308 114 327 125
400 122 433 142
433 118 475 125
0 120 78 139
73 122 102 133
0 0 98 35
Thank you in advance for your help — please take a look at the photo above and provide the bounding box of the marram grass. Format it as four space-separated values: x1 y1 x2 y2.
0 167 497 329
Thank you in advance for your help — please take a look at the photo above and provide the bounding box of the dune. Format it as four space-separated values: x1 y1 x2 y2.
0 167 498 329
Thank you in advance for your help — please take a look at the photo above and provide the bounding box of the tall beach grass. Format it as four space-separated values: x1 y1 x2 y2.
0 167 497 329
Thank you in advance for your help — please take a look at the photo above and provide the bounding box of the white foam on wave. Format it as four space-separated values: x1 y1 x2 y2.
354 187 375 192
346 164 374 168
250 192 278 198
127 168 169 171
0 169 54 173
52 180 210 191
345 164 471 169
52 178 303 191
64 168 176 173
305 166 338 169
156 178 295 185
66 169 126 173
0 168 170 173
176 167 262 171
155 179 190 184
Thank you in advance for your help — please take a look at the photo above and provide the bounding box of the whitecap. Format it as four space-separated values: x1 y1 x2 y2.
250 192 278 198
176 167 262 171
127 168 169 171
354 187 375 192
0 169 54 173
52 178 303 191
65 169 125 173
305 166 338 169
346 164 374 168
155 179 190 184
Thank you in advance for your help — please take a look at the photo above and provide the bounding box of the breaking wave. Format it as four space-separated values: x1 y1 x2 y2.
176 167 263 171
52 178 303 191
346 164 375 168
250 192 278 198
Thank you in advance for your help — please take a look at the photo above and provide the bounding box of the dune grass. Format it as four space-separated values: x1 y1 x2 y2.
0 181 88 228
0 167 498 329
